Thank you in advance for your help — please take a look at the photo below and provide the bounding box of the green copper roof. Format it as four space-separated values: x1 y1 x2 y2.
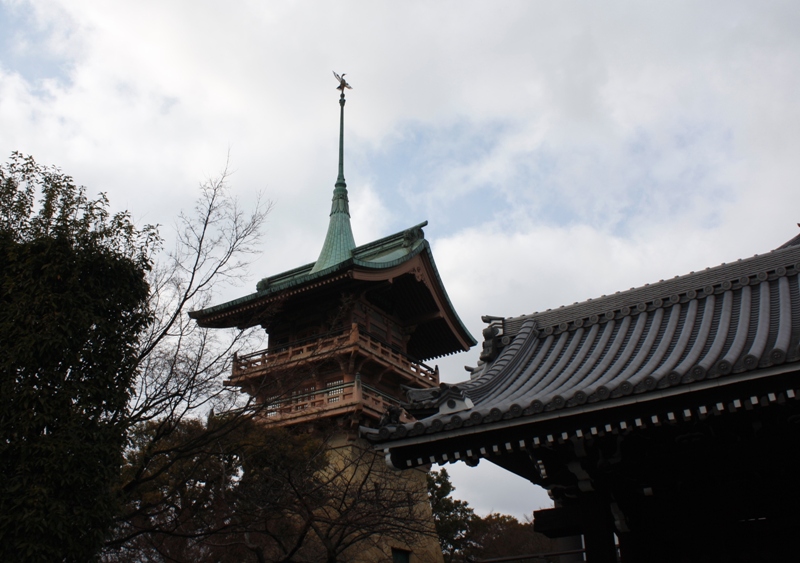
255 222 430 296
310 92 355 273
190 222 434 323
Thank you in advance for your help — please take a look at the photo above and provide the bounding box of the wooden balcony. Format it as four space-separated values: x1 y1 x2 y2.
228 323 439 388
259 379 415 425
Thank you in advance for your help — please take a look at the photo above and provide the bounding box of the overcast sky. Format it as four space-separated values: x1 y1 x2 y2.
3 0 800 520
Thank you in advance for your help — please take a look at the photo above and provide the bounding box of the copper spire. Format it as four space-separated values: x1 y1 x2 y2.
310 73 357 274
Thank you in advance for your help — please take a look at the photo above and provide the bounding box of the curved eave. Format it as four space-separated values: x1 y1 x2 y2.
188 260 335 328
189 223 429 327
371 243 800 457
418 243 478 355
187 251 425 330
373 361 800 472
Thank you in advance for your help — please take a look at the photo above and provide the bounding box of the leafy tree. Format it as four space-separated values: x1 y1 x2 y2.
427 469 557 562
464 513 558 562
0 153 157 561
110 416 327 562
427 468 476 561
111 421 437 563
0 152 269 561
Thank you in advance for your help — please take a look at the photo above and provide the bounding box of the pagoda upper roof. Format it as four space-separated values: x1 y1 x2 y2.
188 221 476 359
368 232 800 461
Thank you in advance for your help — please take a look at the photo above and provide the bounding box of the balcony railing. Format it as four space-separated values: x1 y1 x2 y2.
231 323 439 386
261 379 414 424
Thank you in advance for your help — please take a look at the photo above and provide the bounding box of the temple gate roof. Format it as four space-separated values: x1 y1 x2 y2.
368 232 800 467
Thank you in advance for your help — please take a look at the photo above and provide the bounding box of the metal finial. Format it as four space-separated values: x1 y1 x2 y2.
333 71 352 96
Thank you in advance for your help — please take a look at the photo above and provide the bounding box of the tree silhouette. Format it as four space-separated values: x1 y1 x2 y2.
0 152 156 561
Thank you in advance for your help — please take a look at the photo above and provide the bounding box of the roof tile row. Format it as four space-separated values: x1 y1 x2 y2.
373 241 800 443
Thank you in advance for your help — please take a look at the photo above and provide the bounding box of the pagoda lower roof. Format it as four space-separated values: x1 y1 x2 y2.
368 234 800 456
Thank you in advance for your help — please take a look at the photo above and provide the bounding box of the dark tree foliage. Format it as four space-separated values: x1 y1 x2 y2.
0 152 271 562
112 420 434 563
112 416 327 562
428 469 557 562
427 468 476 561
109 393 322 560
464 513 558 562
0 153 157 561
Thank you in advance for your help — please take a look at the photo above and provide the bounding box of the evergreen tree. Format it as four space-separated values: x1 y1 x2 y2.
0 153 156 561
427 468 476 561
427 469 558 562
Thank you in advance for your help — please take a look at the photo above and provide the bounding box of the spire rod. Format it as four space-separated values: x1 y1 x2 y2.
336 90 346 189
333 71 352 193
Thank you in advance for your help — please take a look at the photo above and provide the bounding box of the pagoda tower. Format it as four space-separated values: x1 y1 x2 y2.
189 79 475 562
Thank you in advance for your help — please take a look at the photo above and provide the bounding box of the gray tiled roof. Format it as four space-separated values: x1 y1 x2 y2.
370 238 800 446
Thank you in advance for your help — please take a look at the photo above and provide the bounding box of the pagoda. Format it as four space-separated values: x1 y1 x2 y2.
189 81 475 432
189 77 475 563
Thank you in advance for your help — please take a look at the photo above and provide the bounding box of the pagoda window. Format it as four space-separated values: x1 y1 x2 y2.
359 304 407 352
326 379 344 404
264 396 280 418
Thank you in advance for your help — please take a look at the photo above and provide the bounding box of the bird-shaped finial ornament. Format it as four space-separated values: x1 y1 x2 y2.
333 71 352 93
